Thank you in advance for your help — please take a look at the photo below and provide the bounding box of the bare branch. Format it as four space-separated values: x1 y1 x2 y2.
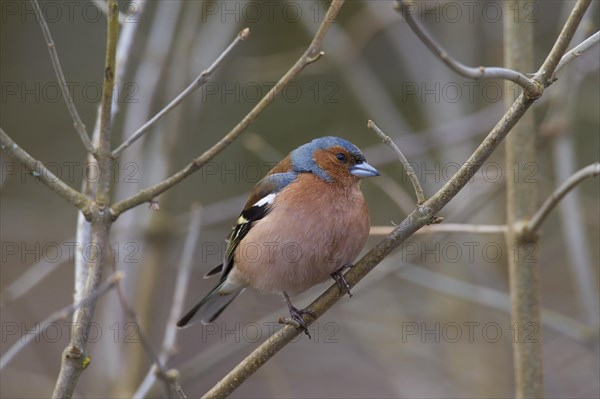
114 277 186 399
92 0 128 24
370 224 508 235
111 27 250 157
52 1 120 397
367 119 425 204
502 1 593 389
528 163 600 234
554 31 600 77
369 173 416 215
544 2 600 329
0 272 123 371
30 0 95 154
0 238 72 307
111 0 148 125
397 263 595 342
110 0 345 218
0 128 92 218
133 205 202 398
534 0 593 86
393 0 540 98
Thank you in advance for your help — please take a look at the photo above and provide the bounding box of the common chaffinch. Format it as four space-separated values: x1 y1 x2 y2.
177 137 379 336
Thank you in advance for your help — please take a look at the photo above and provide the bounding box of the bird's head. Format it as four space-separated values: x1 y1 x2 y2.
290 136 380 183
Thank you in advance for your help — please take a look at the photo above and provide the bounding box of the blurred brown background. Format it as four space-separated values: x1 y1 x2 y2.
1 1 599 398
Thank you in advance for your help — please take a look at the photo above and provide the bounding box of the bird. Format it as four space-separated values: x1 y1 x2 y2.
177 136 379 337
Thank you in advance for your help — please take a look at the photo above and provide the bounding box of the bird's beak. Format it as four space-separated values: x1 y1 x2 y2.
350 161 380 178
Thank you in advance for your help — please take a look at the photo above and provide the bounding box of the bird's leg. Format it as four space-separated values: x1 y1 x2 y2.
330 264 353 297
280 292 315 338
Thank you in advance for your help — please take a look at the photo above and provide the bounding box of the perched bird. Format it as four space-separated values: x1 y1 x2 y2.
177 137 379 336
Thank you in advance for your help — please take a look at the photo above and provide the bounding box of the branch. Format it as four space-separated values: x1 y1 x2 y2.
367 120 425 204
534 0 593 86
396 263 595 342
95 0 119 206
111 0 148 125
393 0 541 98
0 128 92 218
0 272 122 371
554 31 600 77
110 0 345 218
30 0 95 154
0 237 73 307
133 205 202 398
528 162 600 234
370 173 416 215
92 0 128 24
503 4 541 396
52 1 120 397
370 223 508 235
114 276 186 399
111 27 250 158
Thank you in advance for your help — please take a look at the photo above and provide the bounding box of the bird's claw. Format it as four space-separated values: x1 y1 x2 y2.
331 264 353 297
280 306 315 338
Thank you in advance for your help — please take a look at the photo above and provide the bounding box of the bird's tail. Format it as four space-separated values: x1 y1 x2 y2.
176 281 244 328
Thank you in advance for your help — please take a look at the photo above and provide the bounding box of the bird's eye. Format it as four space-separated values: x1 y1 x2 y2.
336 153 347 162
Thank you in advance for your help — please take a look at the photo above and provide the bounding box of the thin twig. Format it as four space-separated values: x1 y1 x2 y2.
111 0 148 125
396 263 596 342
92 0 128 24
370 223 508 235
111 27 250 157
0 238 73 306
528 163 600 234
367 119 425 204
534 0 593 86
30 0 95 154
110 0 344 218
295 0 413 136
114 278 186 399
0 272 123 371
393 0 541 98
0 128 92 218
108 3 186 394
554 31 600 77
133 205 202 398
544 1 600 329
369 173 416 216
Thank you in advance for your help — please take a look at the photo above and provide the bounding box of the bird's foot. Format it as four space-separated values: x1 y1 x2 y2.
281 292 315 338
331 264 353 297
279 306 316 339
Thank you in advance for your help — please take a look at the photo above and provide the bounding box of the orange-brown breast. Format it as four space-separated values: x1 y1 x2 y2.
233 173 370 296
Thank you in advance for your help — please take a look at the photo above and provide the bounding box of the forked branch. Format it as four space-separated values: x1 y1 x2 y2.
393 0 542 98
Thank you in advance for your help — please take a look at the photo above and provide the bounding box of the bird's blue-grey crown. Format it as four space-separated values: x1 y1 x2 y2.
290 136 379 181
